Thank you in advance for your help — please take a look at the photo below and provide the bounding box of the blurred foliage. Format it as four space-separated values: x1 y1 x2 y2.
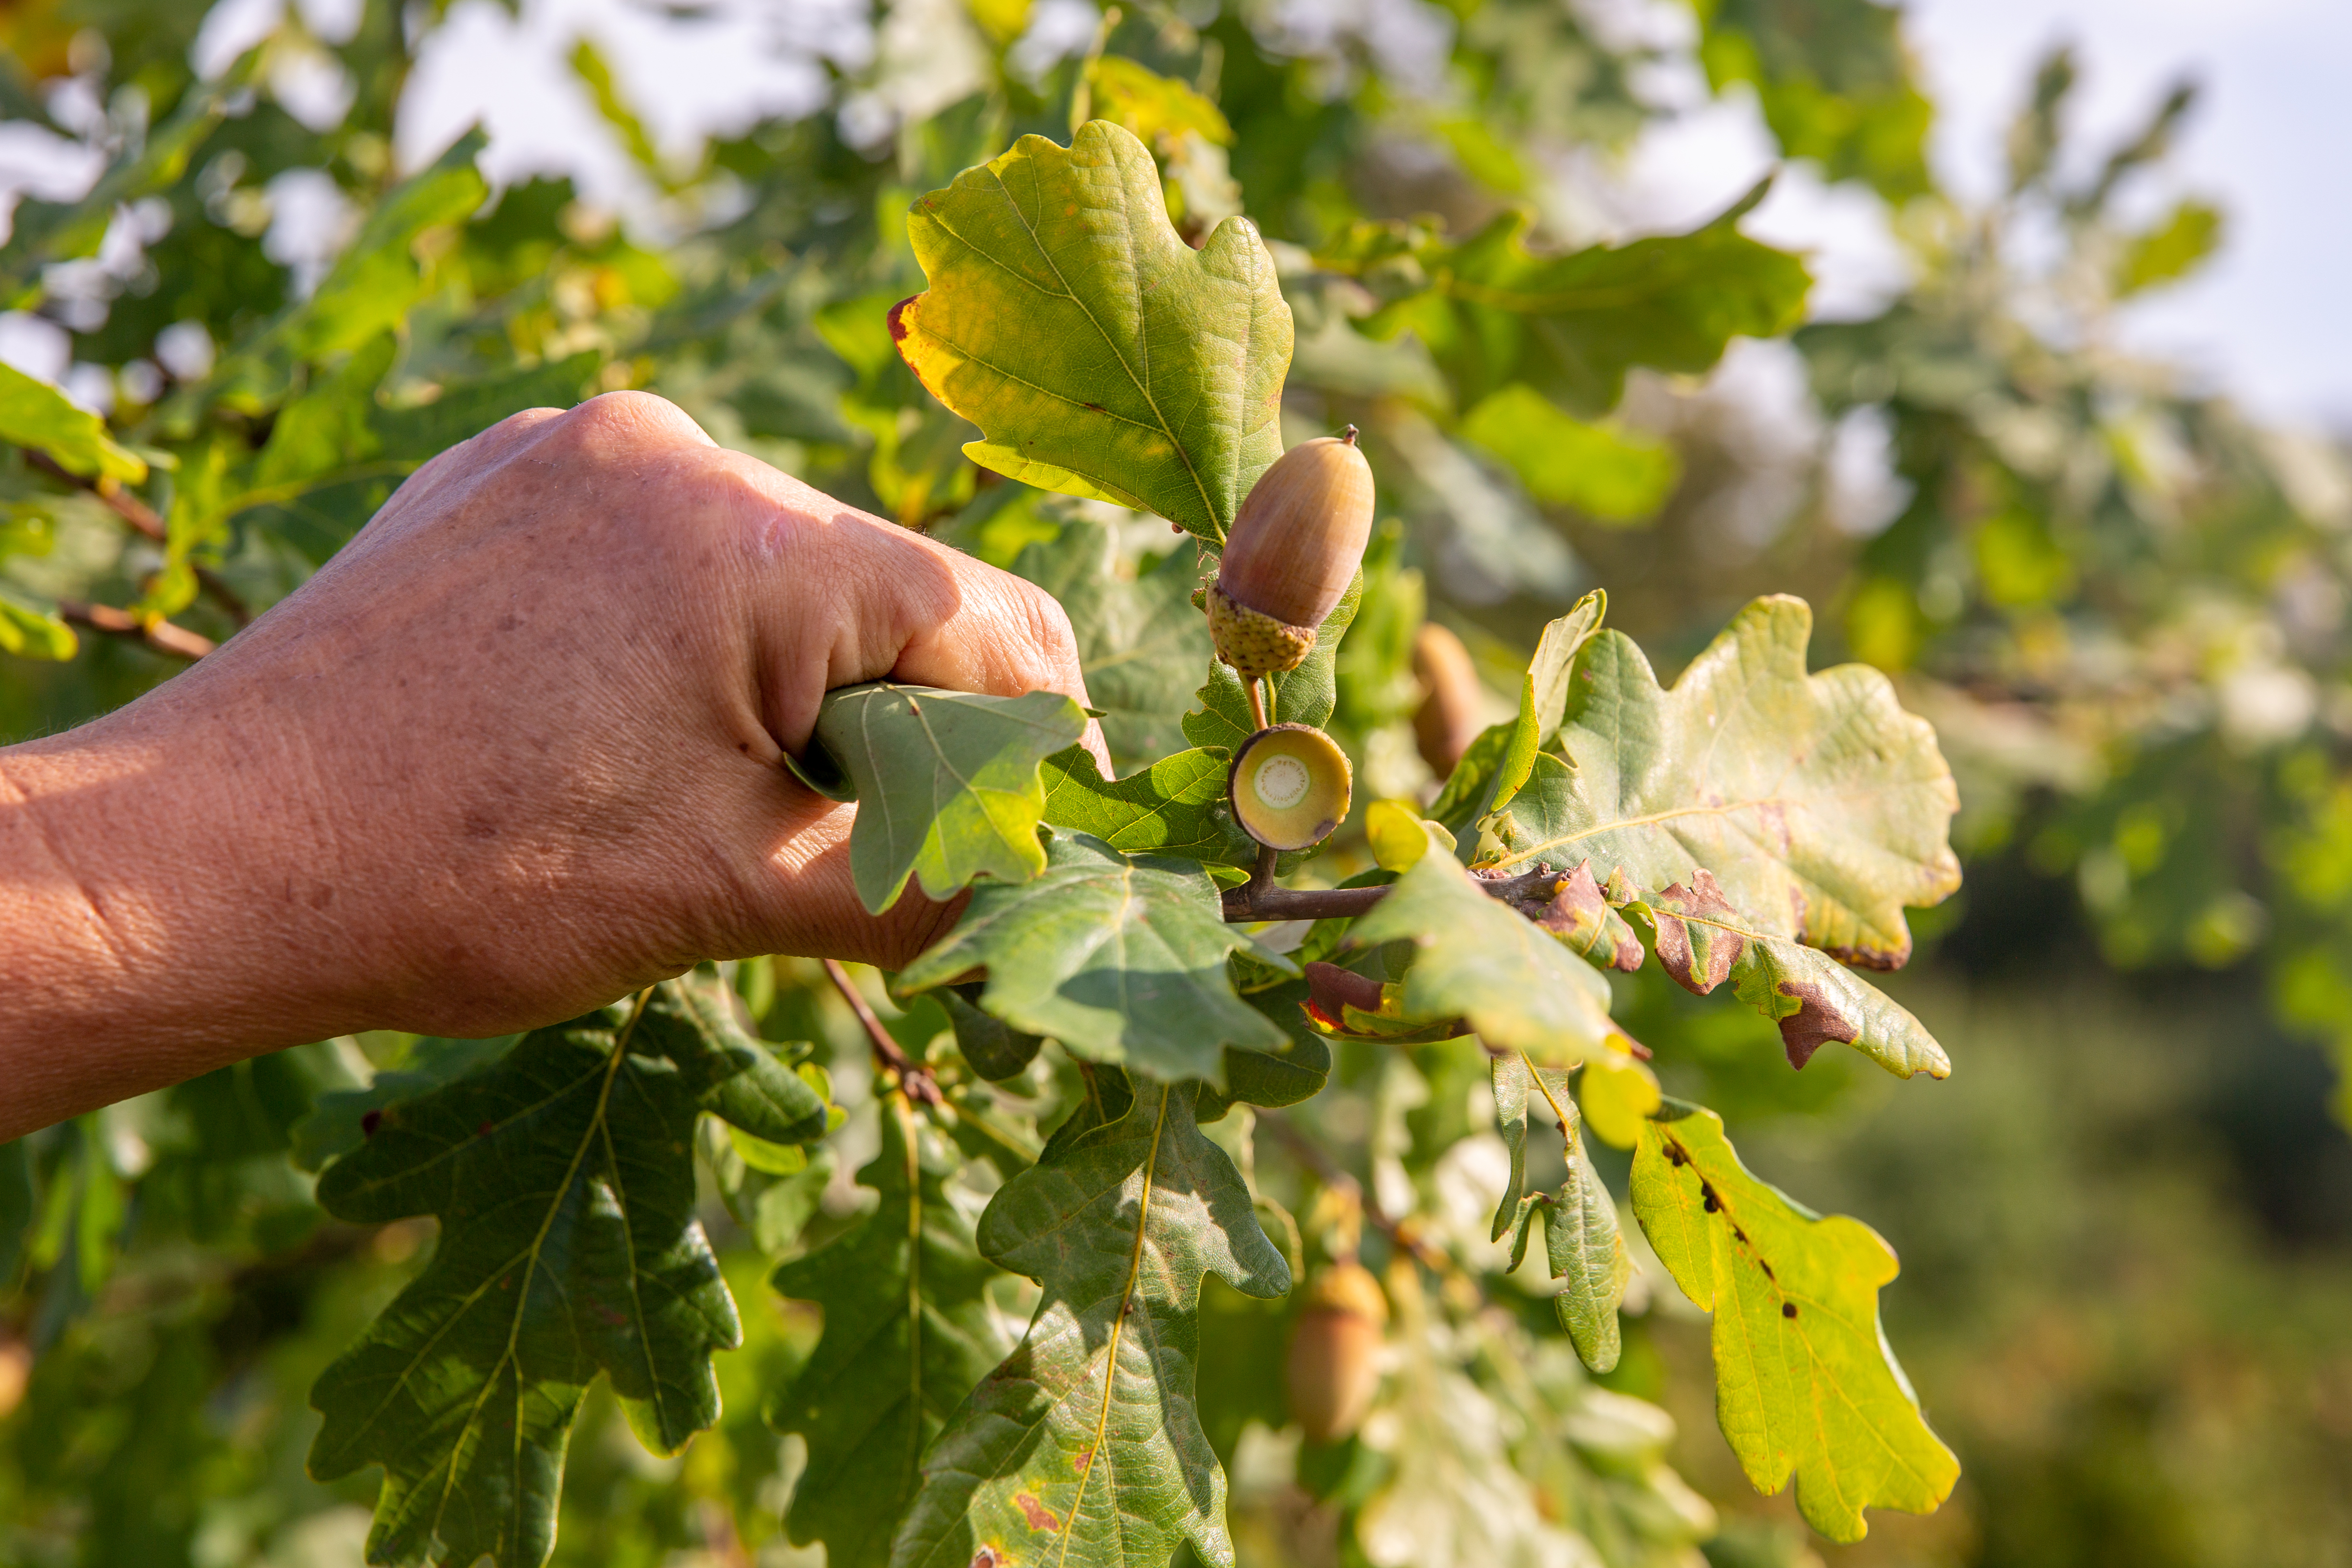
1 0 2347 1565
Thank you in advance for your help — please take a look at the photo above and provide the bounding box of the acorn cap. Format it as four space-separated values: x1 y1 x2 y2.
1229 724 1353 851
1207 580 1317 681
1216 432 1375 635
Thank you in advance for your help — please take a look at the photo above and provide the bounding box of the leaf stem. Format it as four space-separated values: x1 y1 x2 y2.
823 958 942 1107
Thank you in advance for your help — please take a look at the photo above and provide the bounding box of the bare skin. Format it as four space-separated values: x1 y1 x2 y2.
0 392 1100 1140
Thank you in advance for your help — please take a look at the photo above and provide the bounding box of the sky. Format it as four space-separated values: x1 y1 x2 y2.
8 0 2350 429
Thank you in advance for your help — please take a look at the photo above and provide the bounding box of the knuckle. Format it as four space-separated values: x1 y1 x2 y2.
547 390 705 457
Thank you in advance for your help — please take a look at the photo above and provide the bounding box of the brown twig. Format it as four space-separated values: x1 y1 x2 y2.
822 958 941 1107
26 450 251 626
56 599 215 661
1221 841 1394 921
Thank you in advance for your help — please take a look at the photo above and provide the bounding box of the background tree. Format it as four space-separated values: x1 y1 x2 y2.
2 1 2347 1566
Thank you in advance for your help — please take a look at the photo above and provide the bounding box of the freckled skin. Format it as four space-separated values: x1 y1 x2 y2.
0 391 1106 1139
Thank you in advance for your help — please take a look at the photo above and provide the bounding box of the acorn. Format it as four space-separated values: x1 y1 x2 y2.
1286 1261 1389 1443
1411 621 1486 776
1229 723 1352 851
1209 430 1377 679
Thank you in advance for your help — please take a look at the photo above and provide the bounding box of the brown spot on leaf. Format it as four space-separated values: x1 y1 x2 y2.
1649 870 1745 995
1822 935 1908 972
1073 1445 1093 1474
477 1120 496 1139
969 1549 1004 1568
1774 977 1859 1068
361 1110 382 1138
1015 1492 1060 1531
1532 862 1646 972
1782 1301 1798 1319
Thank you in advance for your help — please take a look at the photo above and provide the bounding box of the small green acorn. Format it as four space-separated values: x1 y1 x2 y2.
1210 429 1376 679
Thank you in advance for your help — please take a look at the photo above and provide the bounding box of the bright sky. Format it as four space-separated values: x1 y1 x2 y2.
9 0 2349 429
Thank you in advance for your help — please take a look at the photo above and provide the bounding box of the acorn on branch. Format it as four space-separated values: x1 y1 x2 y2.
1411 621 1486 777
1229 723 1353 851
1209 430 1377 680
1286 1260 1389 1443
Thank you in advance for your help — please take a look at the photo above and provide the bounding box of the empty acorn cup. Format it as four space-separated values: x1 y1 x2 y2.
1229 723 1353 850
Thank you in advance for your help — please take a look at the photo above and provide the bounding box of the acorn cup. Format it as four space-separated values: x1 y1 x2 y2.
1209 429 1377 680
1229 724 1353 851
1286 1261 1390 1444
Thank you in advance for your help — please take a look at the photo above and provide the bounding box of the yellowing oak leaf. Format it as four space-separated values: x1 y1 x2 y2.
1631 1102 1958 1542
1486 595 1960 1077
892 119 1292 544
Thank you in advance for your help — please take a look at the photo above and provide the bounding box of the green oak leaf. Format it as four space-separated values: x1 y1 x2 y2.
1491 1052 1630 1373
893 119 1292 544
802 682 1089 915
1329 186 1810 416
1428 590 1607 845
1490 1049 1572 1250
1009 512 1216 771
1631 1102 1958 1542
891 1077 1290 1568
1040 744 1257 870
291 1035 518 1172
307 979 827 1568
1348 851 1633 1065
1484 595 1960 1077
896 831 1296 1086
1182 570 1362 751
941 984 1046 1082
769 1096 1013 1568
0 360 147 482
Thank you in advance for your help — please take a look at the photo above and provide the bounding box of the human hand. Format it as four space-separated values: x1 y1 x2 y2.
0 392 1096 1134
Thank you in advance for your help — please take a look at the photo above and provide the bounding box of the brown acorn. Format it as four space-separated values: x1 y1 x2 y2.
1210 430 1377 679
1286 1261 1389 1443
1229 723 1353 850
1411 621 1486 776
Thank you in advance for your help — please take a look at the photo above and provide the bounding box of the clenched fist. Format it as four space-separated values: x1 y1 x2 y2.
0 392 1098 1138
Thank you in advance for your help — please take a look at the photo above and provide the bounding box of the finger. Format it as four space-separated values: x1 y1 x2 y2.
728 464 1098 755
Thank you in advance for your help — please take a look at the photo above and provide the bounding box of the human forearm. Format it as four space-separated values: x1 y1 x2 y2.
0 707 370 1137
